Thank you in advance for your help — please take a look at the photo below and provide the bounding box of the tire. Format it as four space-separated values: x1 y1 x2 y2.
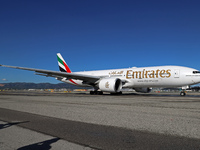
90 91 94 95
180 91 186 96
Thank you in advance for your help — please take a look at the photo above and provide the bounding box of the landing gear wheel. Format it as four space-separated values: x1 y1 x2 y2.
180 91 186 96
90 91 103 95
90 91 95 95
111 92 122 95
97 91 103 95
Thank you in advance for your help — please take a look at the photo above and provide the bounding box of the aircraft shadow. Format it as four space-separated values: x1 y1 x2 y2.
17 138 60 150
0 121 29 130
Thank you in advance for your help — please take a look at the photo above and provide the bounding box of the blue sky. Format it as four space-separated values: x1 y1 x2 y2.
0 0 200 83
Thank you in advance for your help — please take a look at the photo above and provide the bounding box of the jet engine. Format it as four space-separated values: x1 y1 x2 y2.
134 87 152 93
99 78 122 93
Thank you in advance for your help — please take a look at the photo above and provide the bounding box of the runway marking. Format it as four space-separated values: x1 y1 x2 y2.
0 108 200 150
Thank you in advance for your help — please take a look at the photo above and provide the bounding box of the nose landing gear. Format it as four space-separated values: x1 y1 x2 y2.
180 86 189 96
180 91 186 96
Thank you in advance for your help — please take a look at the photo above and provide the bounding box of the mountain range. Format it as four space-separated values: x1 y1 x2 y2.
0 82 87 90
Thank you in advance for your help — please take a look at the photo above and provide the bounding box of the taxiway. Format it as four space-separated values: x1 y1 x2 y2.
0 91 200 149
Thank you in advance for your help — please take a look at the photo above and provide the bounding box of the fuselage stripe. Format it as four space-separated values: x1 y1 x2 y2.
69 79 78 85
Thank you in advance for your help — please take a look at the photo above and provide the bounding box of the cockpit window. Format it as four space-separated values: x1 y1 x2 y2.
193 71 200 74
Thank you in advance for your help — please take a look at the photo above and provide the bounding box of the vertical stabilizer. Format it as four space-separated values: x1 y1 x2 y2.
57 53 72 73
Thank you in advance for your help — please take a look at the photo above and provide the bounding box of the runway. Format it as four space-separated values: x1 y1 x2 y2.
0 91 200 149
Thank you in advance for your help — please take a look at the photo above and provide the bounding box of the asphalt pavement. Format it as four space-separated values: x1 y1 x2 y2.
0 91 200 149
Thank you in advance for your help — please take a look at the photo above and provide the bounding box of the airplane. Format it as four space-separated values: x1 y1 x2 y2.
1 53 200 96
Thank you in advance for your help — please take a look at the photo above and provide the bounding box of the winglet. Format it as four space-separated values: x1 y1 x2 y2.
57 53 72 73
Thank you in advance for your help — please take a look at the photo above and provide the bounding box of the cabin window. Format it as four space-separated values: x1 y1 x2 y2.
193 71 200 74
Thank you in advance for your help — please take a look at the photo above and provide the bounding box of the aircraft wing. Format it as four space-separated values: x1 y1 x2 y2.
0 64 100 84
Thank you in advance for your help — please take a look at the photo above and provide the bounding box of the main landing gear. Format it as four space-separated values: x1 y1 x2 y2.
90 91 123 95
110 92 122 95
90 91 103 95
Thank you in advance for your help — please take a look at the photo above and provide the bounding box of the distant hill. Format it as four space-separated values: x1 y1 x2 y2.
0 82 89 90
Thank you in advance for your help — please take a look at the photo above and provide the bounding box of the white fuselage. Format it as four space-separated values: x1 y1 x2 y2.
60 66 200 89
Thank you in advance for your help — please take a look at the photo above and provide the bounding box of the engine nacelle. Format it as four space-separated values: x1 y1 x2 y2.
99 78 122 93
134 87 152 93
